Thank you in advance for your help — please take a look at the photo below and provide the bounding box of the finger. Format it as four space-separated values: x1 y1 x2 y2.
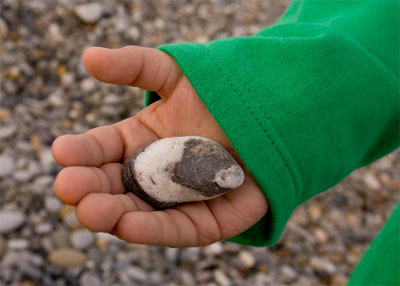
52 124 124 167
76 193 153 233
82 46 183 96
114 202 222 247
54 163 125 205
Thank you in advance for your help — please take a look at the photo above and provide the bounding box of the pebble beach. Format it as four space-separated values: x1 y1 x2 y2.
1 1 399 285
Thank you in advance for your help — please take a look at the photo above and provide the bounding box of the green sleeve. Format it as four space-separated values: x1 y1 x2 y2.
145 0 400 246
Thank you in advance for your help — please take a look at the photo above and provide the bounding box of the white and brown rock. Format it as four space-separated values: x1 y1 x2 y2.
121 136 244 208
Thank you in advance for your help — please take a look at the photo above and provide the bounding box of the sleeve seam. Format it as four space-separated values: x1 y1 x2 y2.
204 45 301 197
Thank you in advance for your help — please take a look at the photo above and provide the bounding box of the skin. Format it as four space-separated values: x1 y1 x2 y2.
52 46 268 247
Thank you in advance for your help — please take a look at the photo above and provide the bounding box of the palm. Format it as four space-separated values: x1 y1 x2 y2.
52 46 267 247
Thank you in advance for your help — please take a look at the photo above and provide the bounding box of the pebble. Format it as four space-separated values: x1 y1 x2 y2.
51 228 71 248
0 210 26 233
74 3 104 23
214 269 231 286
0 155 15 177
238 250 256 268
35 222 53 234
122 136 244 208
48 248 87 267
7 238 29 250
45 196 62 214
70 229 94 250
0 125 17 140
79 271 102 286
125 266 148 282
63 210 81 229
310 257 337 274
80 77 97 92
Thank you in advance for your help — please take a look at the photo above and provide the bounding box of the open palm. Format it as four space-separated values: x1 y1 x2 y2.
52 46 268 247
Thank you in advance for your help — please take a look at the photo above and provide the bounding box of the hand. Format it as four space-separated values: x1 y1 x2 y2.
52 46 268 247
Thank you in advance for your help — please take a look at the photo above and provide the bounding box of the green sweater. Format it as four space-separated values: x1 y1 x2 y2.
145 0 399 284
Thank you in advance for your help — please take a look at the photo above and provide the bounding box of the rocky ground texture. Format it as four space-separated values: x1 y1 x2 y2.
0 0 399 285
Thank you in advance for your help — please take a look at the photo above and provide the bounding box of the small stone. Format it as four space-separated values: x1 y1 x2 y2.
125 266 148 282
45 196 62 214
203 242 224 255
280 265 297 280
79 272 102 286
363 172 381 190
48 91 65 107
239 250 256 268
74 3 104 23
51 227 71 248
214 269 231 286
310 257 337 274
70 229 94 250
35 222 53 234
7 238 29 250
122 136 244 208
0 210 25 233
63 211 81 229
48 248 86 267
80 78 97 92
0 125 17 140
0 155 15 177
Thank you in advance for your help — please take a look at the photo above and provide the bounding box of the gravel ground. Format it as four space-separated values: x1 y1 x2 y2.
0 0 399 285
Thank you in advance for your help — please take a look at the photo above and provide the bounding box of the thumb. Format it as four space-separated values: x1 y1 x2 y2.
82 46 183 96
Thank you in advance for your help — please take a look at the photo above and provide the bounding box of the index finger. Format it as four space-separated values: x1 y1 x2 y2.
52 124 124 167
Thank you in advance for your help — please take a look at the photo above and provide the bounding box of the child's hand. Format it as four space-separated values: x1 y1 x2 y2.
52 46 268 247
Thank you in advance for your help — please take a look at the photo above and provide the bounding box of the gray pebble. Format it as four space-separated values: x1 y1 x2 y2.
45 196 62 214
0 125 17 140
70 229 94 250
0 155 15 178
79 271 102 286
0 210 25 233
7 238 29 250
74 3 104 23
122 136 244 208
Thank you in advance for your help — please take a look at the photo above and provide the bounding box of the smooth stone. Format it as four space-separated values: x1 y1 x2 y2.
45 196 62 214
239 250 256 268
70 229 94 250
0 210 25 233
48 248 86 267
0 155 15 177
7 238 29 250
122 136 244 208
74 3 104 23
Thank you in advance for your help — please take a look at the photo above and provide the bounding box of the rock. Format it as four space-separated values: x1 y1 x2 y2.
7 238 29 250
80 78 97 92
70 229 94 250
280 265 297 280
122 136 244 208
310 257 337 274
51 227 71 248
0 155 15 177
214 269 231 286
239 250 256 268
45 196 62 214
0 125 17 140
63 211 81 229
124 266 148 282
35 222 53 234
0 210 25 233
203 242 224 256
79 271 102 286
74 3 104 23
48 248 86 267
